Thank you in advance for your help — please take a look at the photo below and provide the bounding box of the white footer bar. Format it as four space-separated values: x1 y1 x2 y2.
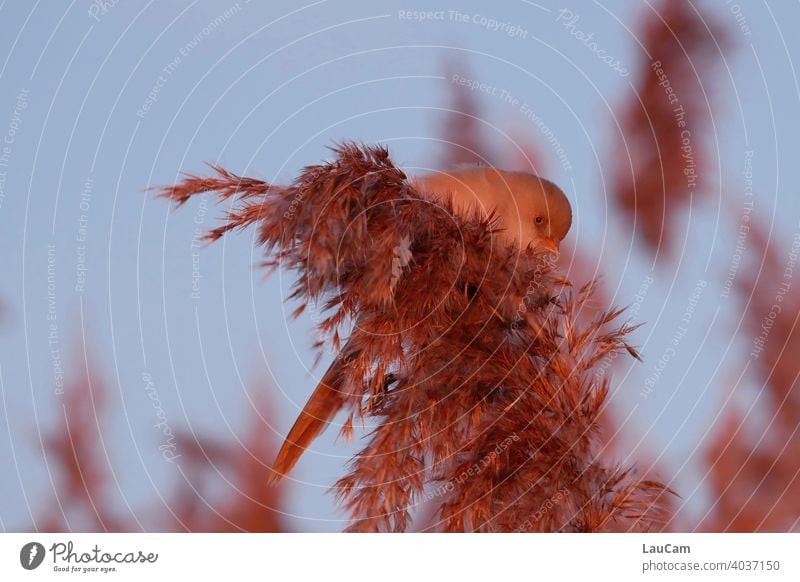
2 533 797 581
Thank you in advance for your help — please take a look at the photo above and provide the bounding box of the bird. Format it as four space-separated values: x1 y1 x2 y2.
411 166 572 254
269 166 573 484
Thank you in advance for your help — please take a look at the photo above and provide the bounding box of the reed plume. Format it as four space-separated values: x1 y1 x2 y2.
701 220 800 531
613 0 727 257
157 143 672 532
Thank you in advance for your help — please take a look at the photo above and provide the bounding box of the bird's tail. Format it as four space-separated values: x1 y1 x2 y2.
269 365 347 485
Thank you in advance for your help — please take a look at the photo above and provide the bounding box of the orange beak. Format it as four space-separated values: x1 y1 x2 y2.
539 238 559 257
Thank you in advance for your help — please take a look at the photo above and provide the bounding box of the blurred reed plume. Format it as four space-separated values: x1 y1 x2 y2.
157 143 672 531
700 221 800 532
612 0 727 257
439 60 490 169
38 348 122 532
34 344 287 532
168 389 287 532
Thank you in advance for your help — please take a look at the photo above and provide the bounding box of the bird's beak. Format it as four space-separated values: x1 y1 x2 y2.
539 238 559 257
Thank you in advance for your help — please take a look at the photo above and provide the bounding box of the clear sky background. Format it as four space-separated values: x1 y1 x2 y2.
0 0 799 532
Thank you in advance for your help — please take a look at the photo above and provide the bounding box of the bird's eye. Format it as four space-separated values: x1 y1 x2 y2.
534 216 544 224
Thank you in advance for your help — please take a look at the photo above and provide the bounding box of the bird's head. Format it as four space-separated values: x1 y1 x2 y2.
412 167 572 256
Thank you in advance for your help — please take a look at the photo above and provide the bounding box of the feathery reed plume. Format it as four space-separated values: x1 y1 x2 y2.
157 143 672 531
505 134 546 177
31 337 288 532
169 388 287 532
38 348 123 532
613 0 727 257
701 220 800 531
167 432 231 532
739 223 800 430
438 60 495 169
221 391 287 532
439 62 546 175
439 48 669 501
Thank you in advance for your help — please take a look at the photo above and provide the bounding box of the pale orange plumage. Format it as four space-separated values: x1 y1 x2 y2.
412 166 572 252
269 361 348 484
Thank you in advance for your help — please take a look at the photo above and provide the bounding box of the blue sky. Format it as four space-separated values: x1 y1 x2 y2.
1 0 799 531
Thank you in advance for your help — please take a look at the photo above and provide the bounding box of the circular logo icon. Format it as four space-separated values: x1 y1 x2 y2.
20 542 46 570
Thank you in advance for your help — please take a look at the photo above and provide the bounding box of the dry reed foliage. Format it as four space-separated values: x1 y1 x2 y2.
38 353 124 532
35 345 287 532
437 60 544 175
701 221 800 531
157 143 672 532
168 391 287 532
436 73 641 479
613 0 726 257
438 60 494 169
